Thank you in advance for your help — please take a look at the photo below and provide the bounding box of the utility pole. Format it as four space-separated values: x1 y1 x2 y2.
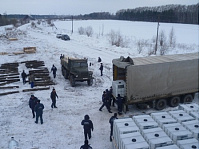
155 17 160 55
71 16 73 34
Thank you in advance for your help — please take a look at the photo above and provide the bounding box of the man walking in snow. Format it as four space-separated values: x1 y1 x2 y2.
81 115 94 140
109 113 118 142
50 88 58 108
80 140 92 149
99 63 103 76
29 95 38 118
99 91 112 113
34 100 44 124
51 64 57 78
21 70 27 84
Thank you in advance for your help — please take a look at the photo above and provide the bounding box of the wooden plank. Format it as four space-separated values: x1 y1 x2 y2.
22 87 50 92
0 86 19 89
0 91 19 96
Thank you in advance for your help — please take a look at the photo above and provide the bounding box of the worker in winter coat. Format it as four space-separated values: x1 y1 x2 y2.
51 64 57 78
98 57 101 62
29 73 35 88
81 115 94 140
80 140 92 149
116 94 123 115
99 91 112 113
109 113 118 142
99 63 103 76
109 86 115 107
50 88 58 108
29 95 38 118
34 100 44 124
21 70 27 84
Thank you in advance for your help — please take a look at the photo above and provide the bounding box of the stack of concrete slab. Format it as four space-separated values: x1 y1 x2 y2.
179 103 199 120
112 103 199 149
133 115 158 130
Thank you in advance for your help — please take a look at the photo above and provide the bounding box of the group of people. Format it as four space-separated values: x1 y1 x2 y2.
28 88 59 124
21 70 35 88
80 112 118 148
99 86 116 113
99 87 124 115
21 64 57 88
29 95 44 124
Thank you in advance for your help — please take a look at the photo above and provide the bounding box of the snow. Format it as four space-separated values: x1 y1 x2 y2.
0 20 199 149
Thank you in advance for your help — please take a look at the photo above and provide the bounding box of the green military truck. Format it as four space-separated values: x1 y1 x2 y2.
61 57 93 87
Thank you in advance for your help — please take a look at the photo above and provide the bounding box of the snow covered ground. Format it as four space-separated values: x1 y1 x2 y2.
0 20 199 149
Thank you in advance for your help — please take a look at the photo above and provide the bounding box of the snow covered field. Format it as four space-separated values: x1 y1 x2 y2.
0 20 199 149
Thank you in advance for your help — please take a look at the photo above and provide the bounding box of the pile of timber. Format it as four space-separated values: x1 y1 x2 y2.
0 60 55 96
23 47 36 54
21 60 45 68
22 60 55 87
0 63 20 86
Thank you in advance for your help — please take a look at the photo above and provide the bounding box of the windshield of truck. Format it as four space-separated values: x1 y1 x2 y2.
72 62 88 68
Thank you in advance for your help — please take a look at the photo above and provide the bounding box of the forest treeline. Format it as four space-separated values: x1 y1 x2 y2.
115 4 199 24
0 3 199 26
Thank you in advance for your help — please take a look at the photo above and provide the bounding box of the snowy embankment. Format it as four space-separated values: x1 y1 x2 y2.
0 20 198 149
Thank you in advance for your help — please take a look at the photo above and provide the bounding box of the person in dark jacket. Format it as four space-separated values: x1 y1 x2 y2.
50 88 58 108
29 95 38 118
51 64 57 78
117 94 123 115
98 57 101 62
81 115 94 140
80 140 92 149
29 73 35 88
109 86 115 107
99 63 103 76
109 113 118 142
99 91 112 113
21 70 27 84
34 100 44 124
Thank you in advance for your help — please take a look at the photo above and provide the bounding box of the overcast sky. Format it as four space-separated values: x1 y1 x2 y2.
1 0 199 15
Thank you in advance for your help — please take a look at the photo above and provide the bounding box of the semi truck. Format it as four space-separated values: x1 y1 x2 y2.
61 57 93 87
112 52 199 111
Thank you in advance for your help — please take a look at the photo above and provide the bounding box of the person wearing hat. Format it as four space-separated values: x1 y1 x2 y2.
51 64 57 78
99 63 103 76
99 91 112 113
50 88 58 108
80 140 92 149
81 115 94 140
34 100 44 124
109 113 118 142
29 95 38 118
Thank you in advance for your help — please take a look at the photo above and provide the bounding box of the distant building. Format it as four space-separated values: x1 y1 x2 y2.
23 15 35 24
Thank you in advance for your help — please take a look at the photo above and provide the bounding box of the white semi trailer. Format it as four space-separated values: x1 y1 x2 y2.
112 53 199 110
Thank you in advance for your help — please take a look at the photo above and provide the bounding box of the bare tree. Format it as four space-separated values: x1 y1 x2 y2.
169 27 176 48
85 26 93 37
78 27 85 35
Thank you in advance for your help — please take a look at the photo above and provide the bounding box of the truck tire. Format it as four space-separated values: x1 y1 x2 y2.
155 99 167 110
169 96 180 107
182 94 193 103
87 79 93 86
65 70 69 79
70 75 75 87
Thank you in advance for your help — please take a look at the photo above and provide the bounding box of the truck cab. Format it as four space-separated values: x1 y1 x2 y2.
61 57 93 87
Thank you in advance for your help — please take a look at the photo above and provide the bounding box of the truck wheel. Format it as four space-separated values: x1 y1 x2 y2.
169 96 180 107
155 99 167 110
70 75 75 87
65 70 69 79
182 94 193 103
61 67 64 76
87 79 93 86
